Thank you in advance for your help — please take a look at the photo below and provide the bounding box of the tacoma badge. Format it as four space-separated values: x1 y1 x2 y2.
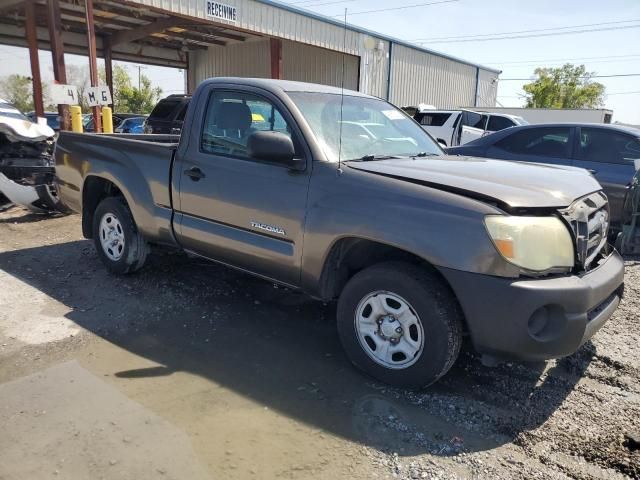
250 221 286 236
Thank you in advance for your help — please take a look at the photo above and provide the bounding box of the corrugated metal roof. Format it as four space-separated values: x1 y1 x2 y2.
254 0 501 74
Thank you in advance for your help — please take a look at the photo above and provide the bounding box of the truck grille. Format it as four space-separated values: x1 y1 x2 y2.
559 191 610 272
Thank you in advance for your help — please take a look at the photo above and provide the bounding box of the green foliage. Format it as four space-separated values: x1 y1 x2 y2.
104 65 162 114
522 64 606 109
0 74 34 112
66 65 92 112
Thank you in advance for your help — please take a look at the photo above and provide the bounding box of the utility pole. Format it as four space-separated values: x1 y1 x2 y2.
136 65 147 90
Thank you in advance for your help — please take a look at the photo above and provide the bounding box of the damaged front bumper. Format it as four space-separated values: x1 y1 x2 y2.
439 251 625 362
0 170 61 213
0 126 64 213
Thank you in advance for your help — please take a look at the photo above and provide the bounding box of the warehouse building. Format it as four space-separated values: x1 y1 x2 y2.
0 0 500 129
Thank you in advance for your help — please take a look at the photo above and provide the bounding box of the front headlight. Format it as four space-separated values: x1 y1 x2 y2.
484 215 574 273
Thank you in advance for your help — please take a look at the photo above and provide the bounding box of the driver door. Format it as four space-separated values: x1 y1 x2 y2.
174 88 311 287
453 110 487 146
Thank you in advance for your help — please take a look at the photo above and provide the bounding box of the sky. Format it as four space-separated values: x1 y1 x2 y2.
0 0 638 124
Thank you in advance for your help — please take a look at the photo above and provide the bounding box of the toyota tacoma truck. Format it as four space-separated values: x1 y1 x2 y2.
54 78 625 388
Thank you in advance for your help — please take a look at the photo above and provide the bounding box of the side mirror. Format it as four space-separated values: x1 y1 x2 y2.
437 139 447 148
247 131 302 170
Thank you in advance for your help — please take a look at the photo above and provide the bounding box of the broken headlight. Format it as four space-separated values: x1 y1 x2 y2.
484 215 575 273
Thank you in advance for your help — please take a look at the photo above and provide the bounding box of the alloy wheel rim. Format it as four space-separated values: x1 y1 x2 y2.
99 213 125 261
354 290 424 369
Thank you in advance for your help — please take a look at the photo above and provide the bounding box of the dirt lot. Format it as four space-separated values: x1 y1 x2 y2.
0 206 639 480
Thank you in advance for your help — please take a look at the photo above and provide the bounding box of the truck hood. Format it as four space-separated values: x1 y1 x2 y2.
347 155 602 209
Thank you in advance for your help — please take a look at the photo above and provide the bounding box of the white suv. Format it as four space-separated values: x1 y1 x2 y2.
405 106 528 147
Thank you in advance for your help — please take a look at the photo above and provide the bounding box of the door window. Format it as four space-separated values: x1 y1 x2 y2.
462 111 487 130
576 128 640 165
417 112 452 126
496 127 572 158
200 91 296 160
487 115 516 132
175 103 188 121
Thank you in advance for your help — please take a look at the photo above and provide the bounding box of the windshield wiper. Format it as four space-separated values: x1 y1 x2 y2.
411 152 439 158
348 154 400 162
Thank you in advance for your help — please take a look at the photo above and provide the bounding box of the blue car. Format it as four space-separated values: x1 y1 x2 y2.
114 116 146 134
448 123 640 228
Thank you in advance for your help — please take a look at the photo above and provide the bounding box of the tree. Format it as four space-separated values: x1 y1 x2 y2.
522 64 606 109
119 75 163 114
66 64 93 112
0 74 33 112
100 65 162 114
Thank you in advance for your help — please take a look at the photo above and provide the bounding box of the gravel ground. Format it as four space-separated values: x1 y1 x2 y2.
0 206 638 480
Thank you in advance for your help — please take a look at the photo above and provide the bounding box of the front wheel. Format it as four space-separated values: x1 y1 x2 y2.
92 197 148 274
337 262 463 389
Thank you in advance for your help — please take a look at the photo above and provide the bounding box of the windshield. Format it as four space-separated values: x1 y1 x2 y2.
288 92 443 162
513 116 529 125
0 101 29 121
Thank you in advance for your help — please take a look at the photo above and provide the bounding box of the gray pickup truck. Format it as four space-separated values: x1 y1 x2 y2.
55 78 625 388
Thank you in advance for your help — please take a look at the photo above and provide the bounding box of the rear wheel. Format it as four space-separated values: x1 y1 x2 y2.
337 262 463 389
92 197 148 274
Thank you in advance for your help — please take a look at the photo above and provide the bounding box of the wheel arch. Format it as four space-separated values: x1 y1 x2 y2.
81 175 129 238
316 237 464 315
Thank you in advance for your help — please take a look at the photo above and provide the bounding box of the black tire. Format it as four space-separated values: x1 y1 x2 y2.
337 261 463 389
92 196 148 274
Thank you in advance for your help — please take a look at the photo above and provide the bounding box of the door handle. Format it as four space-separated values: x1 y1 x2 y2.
184 167 205 181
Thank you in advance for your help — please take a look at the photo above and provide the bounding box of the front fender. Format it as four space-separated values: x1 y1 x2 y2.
301 163 518 296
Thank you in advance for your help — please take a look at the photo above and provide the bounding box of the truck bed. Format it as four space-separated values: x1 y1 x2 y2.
55 132 178 246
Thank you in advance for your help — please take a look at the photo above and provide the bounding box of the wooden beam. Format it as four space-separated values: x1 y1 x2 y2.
0 21 188 68
111 16 192 46
157 30 226 47
0 0 22 15
85 0 102 132
25 0 44 117
270 38 282 80
47 0 69 130
103 34 113 108
189 26 246 42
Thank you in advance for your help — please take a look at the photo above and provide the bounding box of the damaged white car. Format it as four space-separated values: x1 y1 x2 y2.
0 100 65 213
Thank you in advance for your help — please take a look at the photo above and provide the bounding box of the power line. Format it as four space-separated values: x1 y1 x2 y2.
499 90 640 98
287 0 359 6
328 0 459 17
410 19 640 42
498 57 640 69
500 73 640 81
416 24 640 43
607 90 640 96
482 53 640 65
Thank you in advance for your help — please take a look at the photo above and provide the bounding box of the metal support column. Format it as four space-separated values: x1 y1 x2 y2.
85 0 101 132
386 41 394 101
474 67 480 107
47 0 69 130
270 38 283 80
25 0 44 117
103 34 114 109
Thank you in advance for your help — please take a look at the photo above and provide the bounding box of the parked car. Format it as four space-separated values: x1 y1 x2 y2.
55 78 624 389
403 106 528 147
84 113 144 133
617 167 640 255
143 94 190 134
1 100 64 212
27 111 60 131
447 123 640 229
114 116 146 134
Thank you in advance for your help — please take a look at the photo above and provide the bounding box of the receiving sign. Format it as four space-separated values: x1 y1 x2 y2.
49 84 79 105
84 86 112 107
205 1 237 23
